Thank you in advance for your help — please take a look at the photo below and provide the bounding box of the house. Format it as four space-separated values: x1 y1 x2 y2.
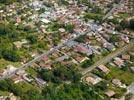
12 75 23 83
0 96 7 100
121 54 130 60
121 35 130 43
129 52 134 57
59 28 66 33
16 70 25 76
39 62 51 70
56 55 69 62
29 0 43 10
130 67 134 72
97 26 103 32
41 55 49 62
35 78 46 86
16 16 21 24
40 25 46 33
31 51 39 58
0 70 4 77
9 93 17 100
13 39 29 49
105 90 115 97
13 41 22 49
3 65 17 76
61 60 74 65
103 42 116 51
74 44 93 56
97 65 110 74
85 74 102 85
66 41 78 47
128 82 134 95
21 39 29 44
113 57 124 68
112 79 122 87
40 18 50 24
23 74 33 83
130 96 134 100
91 24 103 32
74 54 89 63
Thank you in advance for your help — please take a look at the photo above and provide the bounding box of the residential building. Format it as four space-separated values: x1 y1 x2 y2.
97 65 110 74
105 90 115 97
85 74 102 85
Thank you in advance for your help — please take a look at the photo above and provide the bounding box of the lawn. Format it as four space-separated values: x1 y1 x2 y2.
0 59 21 69
107 65 134 85
0 90 10 96
108 83 127 98
118 13 132 19
17 82 40 93
26 67 38 77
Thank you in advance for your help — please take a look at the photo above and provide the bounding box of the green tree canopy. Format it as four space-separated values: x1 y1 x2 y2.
129 19 134 30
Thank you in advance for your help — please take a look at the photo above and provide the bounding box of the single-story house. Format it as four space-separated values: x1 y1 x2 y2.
112 79 122 87
122 54 130 60
113 57 124 68
85 74 102 85
97 65 110 74
35 78 46 86
105 90 115 97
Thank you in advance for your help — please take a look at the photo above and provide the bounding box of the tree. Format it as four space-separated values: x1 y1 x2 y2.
109 34 120 43
22 90 43 100
38 69 53 82
10 84 23 96
84 13 102 22
95 81 108 91
73 73 82 83
2 49 20 62
27 35 37 44
129 19 134 30
50 22 63 31
0 22 12 35
5 97 10 100
24 25 32 32
81 60 93 68
65 24 74 33
114 0 120 4
0 0 17 4
92 6 102 14
38 41 48 50
108 17 119 24
51 76 62 84
120 20 129 29
0 80 9 91
60 0 69 5
42 82 101 100
75 35 86 43
101 48 109 56
115 25 123 31
77 0 89 5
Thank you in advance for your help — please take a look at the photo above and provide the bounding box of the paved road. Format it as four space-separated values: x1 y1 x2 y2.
104 28 134 39
102 0 124 21
0 30 91 80
0 0 129 81
81 41 134 76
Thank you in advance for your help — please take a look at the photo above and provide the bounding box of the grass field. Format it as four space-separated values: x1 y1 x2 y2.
17 81 40 93
26 67 38 77
107 65 134 85
0 90 10 96
0 59 21 69
118 13 132 19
